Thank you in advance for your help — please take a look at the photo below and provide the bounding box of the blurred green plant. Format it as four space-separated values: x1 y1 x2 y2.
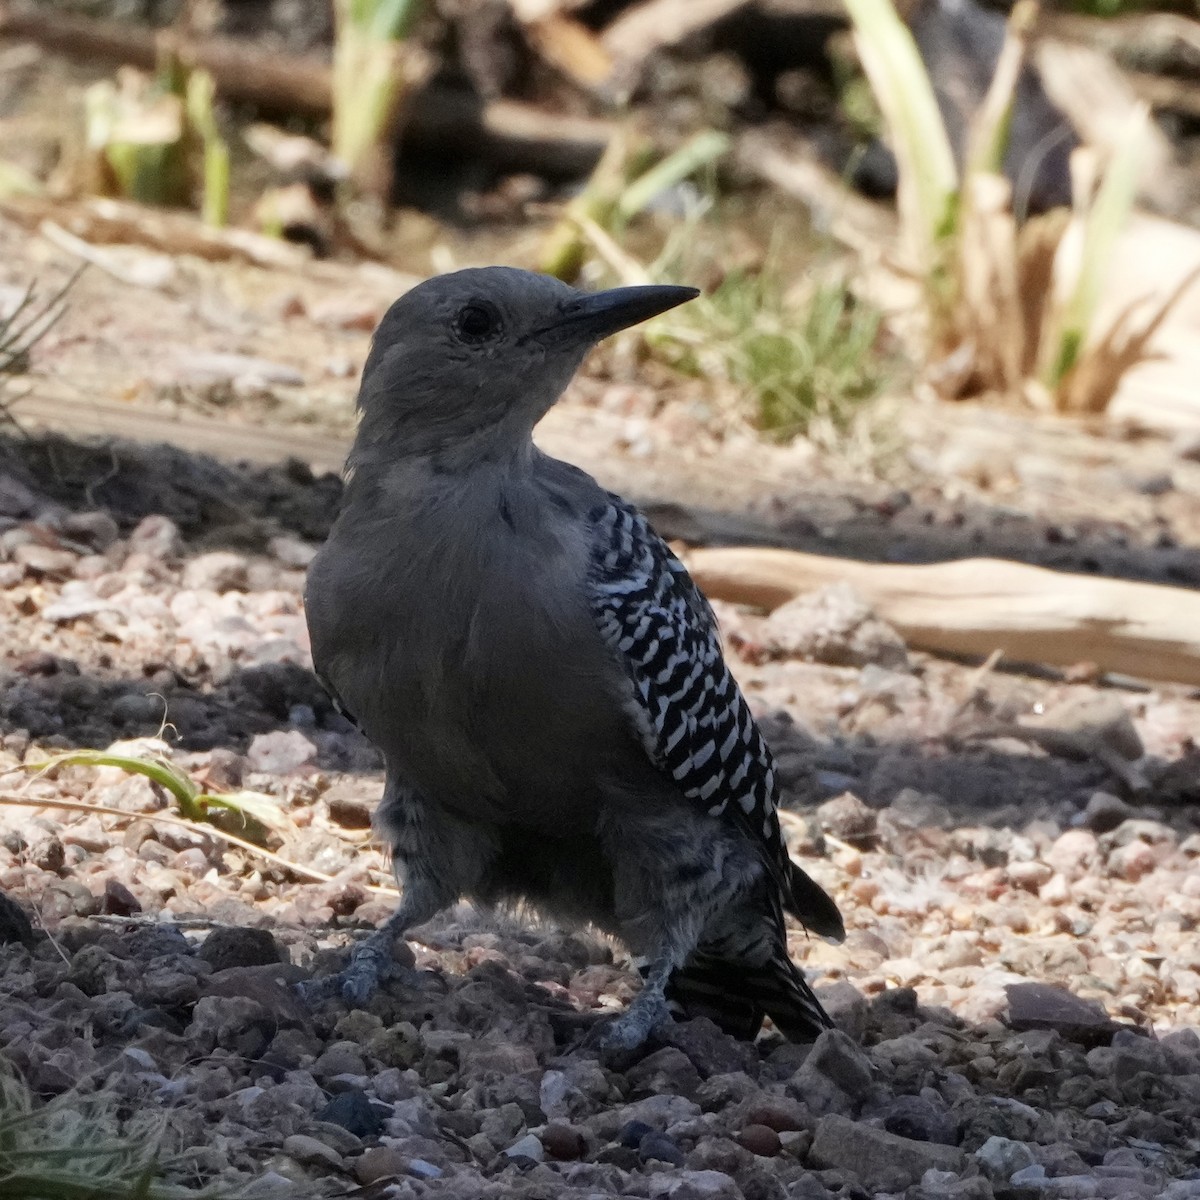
0 273 79 426
331 0 425 194
0 161 44 201
539 129 730 283
843 0 1191 412
185 70 230 228
84 61 229 226
658 266 891 440
0 1057 190 1200
0 276 75 382
1070 0 1143 14
29 746 291 847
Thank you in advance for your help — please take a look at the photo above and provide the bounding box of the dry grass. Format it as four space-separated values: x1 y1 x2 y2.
844 0 1196 413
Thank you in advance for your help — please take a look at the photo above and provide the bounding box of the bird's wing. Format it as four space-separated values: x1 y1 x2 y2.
586 495 842 940
314 665 363 732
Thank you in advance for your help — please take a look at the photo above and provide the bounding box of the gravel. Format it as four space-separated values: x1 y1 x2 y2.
0 437 1198 1198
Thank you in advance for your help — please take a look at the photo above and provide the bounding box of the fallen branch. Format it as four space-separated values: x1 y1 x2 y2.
0 7 610 177
686 546 1200 686
0 195 312 268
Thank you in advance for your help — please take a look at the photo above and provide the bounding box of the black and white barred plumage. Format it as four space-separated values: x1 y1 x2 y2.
589 498 779 835
588 496 843 1037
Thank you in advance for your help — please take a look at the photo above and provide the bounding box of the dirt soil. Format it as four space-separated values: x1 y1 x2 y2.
0 215 1199 1200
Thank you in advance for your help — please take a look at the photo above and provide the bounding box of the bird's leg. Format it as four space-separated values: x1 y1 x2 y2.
587 806 766 1053
297 873 451 1006
333 877 450 1005
595 942 686 1052
301 779 483 1005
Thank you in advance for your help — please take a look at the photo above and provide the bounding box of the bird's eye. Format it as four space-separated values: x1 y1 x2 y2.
454 301 502 344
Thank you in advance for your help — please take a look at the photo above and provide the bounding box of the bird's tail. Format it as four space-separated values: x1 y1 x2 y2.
787 862 845 942
665 941 834 1042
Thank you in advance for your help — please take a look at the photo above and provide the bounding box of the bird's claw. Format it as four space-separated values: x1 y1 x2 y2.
577 994 673 1058
296 947 427 1008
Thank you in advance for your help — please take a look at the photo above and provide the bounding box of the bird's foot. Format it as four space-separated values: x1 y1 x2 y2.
579 991 674 1057
297 930 425 1007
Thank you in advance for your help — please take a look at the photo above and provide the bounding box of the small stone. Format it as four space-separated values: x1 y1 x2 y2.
659 1016 758 1078
1011 1163 1049 1187
327 792 373 828
814 980 869 1041
504 1133 545 1162
737 1124 781 1156
810 1114 965 1192
128 515 183 560
1082 792 1134 834
198 926 283 971
626 1047 702 1099
745 1099 810 1133
1109 840 1157 882
647 1169 742 1199
313 1043 368 1080
762 582 908 669
319 1089 386 1138
1005 982 1115 1042
182 551 249 593
541 1123 586 1160
816 792 877 845
1039 873 1070 905
975 1135 1037 1179
407 1159 442 1179
102 879 142 917
1006 860 1052 891
15 543 76 579
246 729 318 774
619 1119 657 1148
1045 829 1099 878
878 1093 956 1144
281 1134 344 1171
62 511 120 550
353 1147 407 1185
796 1028 874 1099
639 1131 686 1166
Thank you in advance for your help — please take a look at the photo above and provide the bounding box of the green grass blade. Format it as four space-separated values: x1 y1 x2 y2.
1044 105 1146 385
25 751 201 818
843 0 958 264
614 131 731 226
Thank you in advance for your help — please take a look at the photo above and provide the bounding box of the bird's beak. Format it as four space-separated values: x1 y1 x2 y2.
544 284 699 343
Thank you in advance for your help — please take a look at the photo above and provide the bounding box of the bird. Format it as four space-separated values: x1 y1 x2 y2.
304 266 844 1050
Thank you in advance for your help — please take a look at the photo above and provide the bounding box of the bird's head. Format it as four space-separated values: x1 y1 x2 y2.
351 266 697 467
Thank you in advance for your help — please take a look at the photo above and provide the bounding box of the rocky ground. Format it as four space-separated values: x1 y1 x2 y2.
0 425 1197 1199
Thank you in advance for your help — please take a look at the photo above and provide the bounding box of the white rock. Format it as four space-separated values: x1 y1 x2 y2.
503 1133 544 1161
975 1135 1037 1179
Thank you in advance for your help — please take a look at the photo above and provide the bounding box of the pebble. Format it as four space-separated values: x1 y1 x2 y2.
245 729 318 774
281 1134 344 1171
315 1090 384 1138
638 1130 686 1166
810 1114 965 1192
504 1133 544 1162
736 1123 781 1156
14 543 77 579
1082 791 1134 833
541 1123 586 1160
975 1134 1037 1179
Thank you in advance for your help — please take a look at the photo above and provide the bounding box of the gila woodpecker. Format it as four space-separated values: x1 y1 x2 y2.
304 267 844 1050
